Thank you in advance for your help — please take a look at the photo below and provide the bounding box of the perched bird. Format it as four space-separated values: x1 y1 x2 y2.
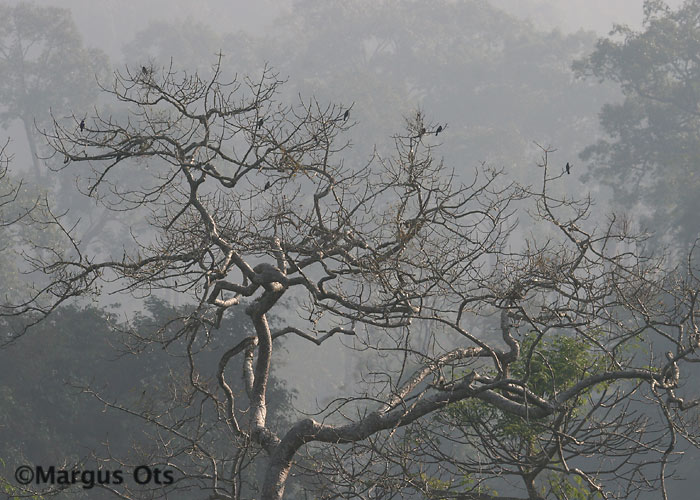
264 180 271 190
257 118 264 128
663 351 679 387
142 66 148 74
80 119 85 132
253 262 287 285
565 162 571 175
343 109 350 121
435 125 443 136
505 279 524 301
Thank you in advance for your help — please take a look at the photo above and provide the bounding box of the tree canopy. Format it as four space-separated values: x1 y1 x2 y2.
0 57 692 499
0 2 107 177
575 0 700 251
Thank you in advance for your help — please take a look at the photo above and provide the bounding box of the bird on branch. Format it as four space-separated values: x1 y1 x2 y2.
398 217 424 243
253 263 288 286
80 119 85 132
504 280 525 301
663 351 679 387
435 125 443 136
343 109 350 121
565 162 571 175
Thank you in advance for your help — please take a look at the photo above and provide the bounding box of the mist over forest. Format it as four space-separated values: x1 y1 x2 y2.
1 1 699 499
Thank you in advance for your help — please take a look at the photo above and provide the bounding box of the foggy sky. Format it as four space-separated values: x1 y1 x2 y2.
10 0 688 57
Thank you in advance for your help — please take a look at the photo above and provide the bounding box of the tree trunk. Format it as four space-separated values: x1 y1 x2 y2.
22 116 42 179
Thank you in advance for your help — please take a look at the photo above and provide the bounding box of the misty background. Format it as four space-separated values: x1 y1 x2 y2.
0 0 696 498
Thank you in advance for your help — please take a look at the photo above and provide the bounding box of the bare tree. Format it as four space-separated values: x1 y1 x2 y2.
8 58 698 499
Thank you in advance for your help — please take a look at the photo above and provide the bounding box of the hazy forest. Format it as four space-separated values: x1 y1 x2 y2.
2 1 700 499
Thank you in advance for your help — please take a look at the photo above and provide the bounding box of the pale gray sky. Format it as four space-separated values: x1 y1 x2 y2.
21 1 689 49
492 0 685 34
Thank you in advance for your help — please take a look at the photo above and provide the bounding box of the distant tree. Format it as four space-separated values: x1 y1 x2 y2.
4 58 699 500
269 0 611 175
0 3 119 257
0 299 296 499
0 2 108 178
122 19 257 76
574 0 700 252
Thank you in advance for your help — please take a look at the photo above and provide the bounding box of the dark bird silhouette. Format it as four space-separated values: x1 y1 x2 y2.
80 119 85 132
264 180 271 191
505 279 524 301
142 66 148 74
257 118 264 128
565 162 571 175
435 125 443 136
343 109 350 121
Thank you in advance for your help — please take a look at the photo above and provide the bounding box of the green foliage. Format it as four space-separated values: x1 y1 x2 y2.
419 472 451 494
0 458 43 499
547 472 603 500
439 332 608 495
447 332 605 432
514 333 605 399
